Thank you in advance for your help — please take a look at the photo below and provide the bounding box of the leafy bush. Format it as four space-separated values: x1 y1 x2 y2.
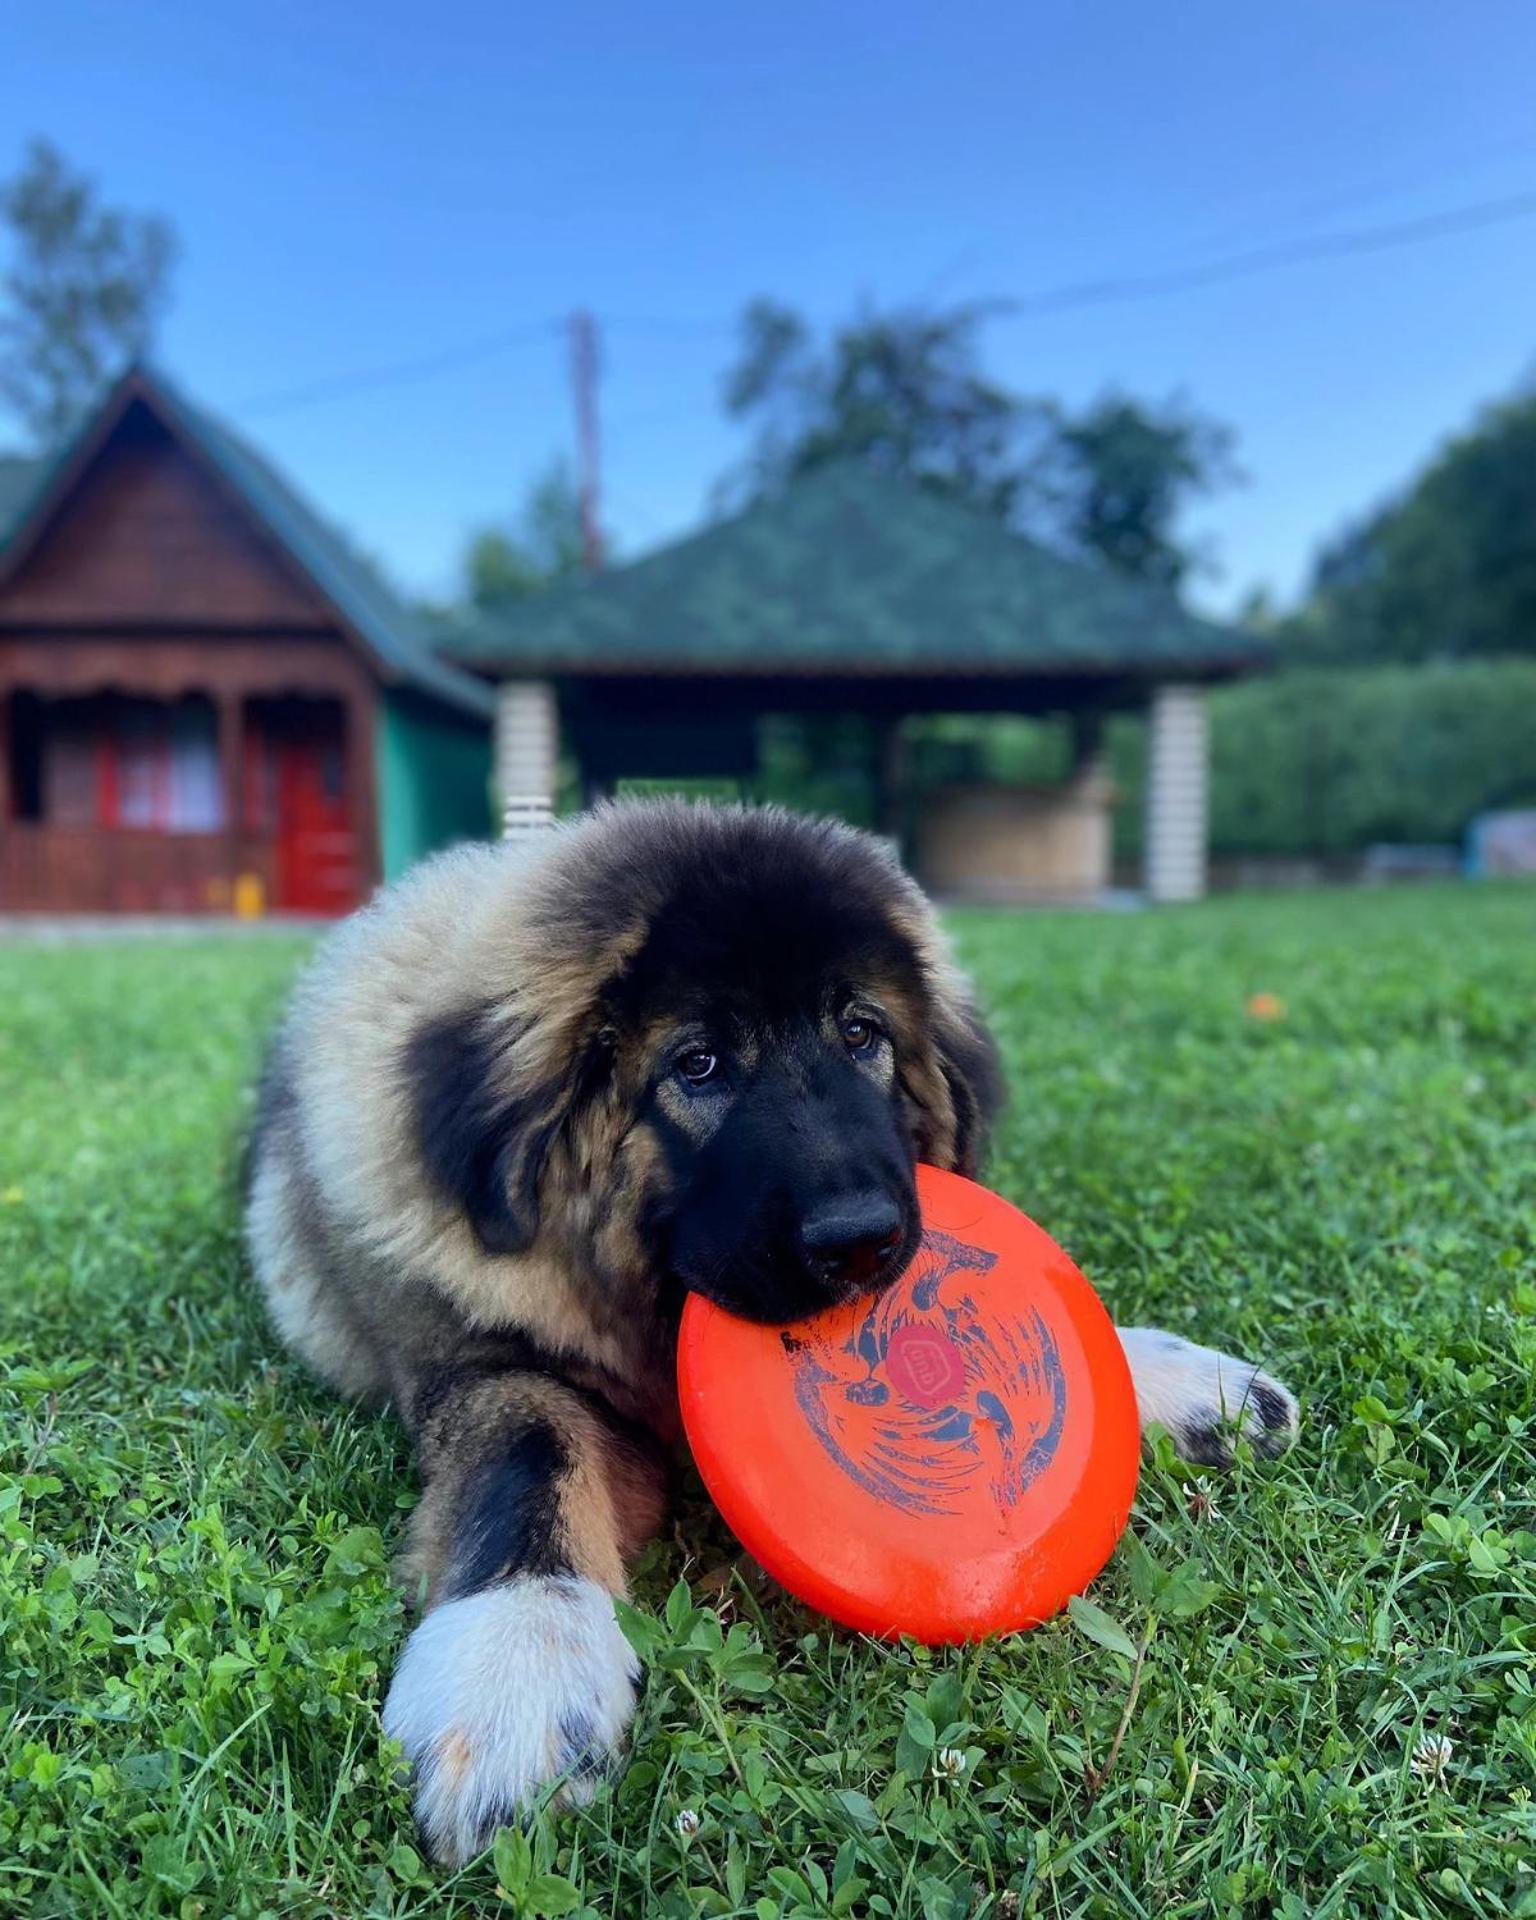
901 659 1536 863
1208 657 1536 856
1105 657 1536 860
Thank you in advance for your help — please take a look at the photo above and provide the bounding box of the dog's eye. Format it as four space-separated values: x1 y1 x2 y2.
842 1017 877 1054
677 1049 719 1087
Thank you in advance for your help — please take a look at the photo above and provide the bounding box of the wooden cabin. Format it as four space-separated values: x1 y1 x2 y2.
0 366 492 916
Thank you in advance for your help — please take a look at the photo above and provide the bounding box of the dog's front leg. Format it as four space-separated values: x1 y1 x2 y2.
1117 1327 1298 1467
382 1368 667 1867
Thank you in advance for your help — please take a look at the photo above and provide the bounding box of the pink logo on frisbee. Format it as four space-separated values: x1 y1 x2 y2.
884 1323 967 1407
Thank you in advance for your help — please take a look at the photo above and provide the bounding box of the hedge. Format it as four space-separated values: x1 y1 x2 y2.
1168 657 1536 858
705 659 1536 866
915 658 1536 862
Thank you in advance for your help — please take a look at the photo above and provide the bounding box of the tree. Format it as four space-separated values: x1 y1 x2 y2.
717 297 1238 589
464 459 589 612
1296 386 1536 661
1233 582 1284 634
719 297 1054 521
1050 393 1241 591
0 138 177 445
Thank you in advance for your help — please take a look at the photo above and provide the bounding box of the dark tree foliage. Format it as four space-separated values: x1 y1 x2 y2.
718 298 1238 590
1050 393 1241 591
1296 388 1536 661
719 297 1055 523
464 459 589 612
0 138 177 445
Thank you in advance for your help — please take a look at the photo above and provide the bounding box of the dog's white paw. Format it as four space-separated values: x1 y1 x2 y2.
382 1574 636 1867
1117 1327 1298 1467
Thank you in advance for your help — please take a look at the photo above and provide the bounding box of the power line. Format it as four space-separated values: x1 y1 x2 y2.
1165 134 1536 264
595 313 740 340
997 188 1536 320
231 184 1536 420
238 318 562 415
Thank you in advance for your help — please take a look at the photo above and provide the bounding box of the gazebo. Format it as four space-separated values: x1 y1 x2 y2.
444 463 1269 903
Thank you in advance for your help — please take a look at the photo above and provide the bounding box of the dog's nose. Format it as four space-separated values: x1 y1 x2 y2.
799 1195 905 1290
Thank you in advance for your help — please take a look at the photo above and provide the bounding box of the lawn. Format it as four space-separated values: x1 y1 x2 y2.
2 884 1534 1920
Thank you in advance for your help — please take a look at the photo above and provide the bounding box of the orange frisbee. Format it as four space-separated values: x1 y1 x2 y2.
677 1164 1139 1643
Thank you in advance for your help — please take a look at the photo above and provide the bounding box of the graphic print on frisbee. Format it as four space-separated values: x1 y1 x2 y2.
784 1225 1068 1519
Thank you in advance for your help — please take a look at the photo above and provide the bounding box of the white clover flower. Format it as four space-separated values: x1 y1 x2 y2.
1411 1733 1454 1782
933 1747 967 1780
675 1807 701 1838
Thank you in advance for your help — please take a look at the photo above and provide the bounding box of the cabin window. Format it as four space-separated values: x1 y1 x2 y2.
114 701 165 827
167 699 224 830
32 694 226 832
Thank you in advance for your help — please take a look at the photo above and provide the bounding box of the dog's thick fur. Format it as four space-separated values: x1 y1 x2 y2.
247 800 1296 1864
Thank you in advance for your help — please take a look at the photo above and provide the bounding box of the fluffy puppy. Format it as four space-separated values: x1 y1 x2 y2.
245 800 1295 1864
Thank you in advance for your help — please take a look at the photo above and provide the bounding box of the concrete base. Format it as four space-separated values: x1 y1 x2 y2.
917 776 1114 905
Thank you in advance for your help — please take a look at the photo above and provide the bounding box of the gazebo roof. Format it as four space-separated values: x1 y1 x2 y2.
444 463 1267 682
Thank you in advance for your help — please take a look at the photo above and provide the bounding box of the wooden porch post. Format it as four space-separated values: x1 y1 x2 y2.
217 691 243 911
1144 683 1209 903
496 680 560 839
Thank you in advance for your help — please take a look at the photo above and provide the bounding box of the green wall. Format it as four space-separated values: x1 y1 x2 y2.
376 689 493 882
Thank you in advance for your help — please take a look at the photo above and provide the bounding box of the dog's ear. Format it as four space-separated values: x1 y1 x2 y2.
407 1007 569 1255
921 994 1005 1178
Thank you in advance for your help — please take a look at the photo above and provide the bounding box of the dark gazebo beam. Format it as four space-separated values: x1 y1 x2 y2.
564 669 1156 721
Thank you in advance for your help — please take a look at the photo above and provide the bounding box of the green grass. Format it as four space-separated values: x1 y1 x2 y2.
3 885 1535 1919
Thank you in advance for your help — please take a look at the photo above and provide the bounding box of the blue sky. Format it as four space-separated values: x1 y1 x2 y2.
5 0 1535 616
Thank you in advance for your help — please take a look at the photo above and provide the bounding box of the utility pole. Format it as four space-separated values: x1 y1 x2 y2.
568 310 604 572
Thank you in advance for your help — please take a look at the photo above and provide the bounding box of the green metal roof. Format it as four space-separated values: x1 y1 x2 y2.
444 463 1266 681
0 367 493 722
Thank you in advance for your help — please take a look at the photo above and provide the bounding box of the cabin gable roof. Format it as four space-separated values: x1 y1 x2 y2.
0 367 492 721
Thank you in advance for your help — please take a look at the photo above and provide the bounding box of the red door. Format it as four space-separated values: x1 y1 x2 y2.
274 712 359 914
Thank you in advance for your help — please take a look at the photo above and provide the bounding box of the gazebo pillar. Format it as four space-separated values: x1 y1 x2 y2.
1144 683 1209 903
1071 709 1107 783
872 715 910 853
495 680 560 840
